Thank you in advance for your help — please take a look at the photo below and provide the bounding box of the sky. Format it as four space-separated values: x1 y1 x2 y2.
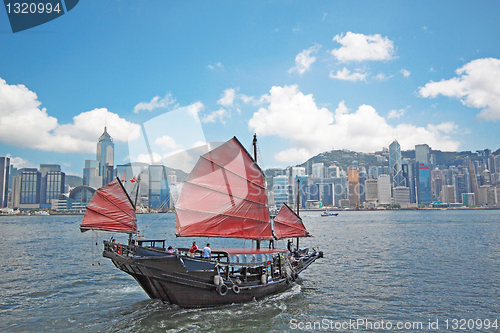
0 1 499 176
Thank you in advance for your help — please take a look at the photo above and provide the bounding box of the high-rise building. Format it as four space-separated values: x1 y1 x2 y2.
480 169 491 185
389 140 405 187
273 175 288 207
402 159 416 203
441 185 455 203
83 160 102 188
0 156 10 208
478 185 498 206
11 173 21 208
328 165 340 178
468 164 479 200
364 179 378 202
462 193 475 207
96 127 114 186
377 166 390 176
312 163 324 179
45 171 65 205
20 168 41 207
453 167 470 203
415 144 430 165
348 165 360 207
39 164 65 206
368 166 378 179
148 165 170 210
393 186 410 205
296 175 309 209
417 163 432 205
377 174 391 205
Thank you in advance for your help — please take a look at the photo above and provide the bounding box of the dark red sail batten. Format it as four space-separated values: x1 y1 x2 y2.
175 137 273 240
80 179 137 233
273 203 310 239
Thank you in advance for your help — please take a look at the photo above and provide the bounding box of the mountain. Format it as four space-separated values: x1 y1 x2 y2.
267 148 498 176
298 150 388 174
65 175 83 188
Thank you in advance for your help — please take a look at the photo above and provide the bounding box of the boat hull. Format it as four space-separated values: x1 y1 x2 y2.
103 244 321 308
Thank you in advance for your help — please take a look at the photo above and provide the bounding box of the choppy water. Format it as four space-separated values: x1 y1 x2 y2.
1 210 500 332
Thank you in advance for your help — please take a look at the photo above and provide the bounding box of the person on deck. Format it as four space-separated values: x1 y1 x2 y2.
167 246 174 253
202 243 211 259
189 241 198 257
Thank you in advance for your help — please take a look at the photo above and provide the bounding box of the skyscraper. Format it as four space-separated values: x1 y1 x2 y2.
83 160 102 188
415 144 430 165
441 185 455 203
468 164 479 200
348 165 360 207
0 156 10 208
417 163 432 205
402 159 416 203
312 163 324 179
20 168 41 206
273 175 288 207
97 127 114 186
364 178 378 202
377 174 391 205
149 165 170 210
39 164 65 206
389 140 405 187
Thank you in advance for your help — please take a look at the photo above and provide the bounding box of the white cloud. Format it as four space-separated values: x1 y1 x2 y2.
217 88 237 107
288 44 322 75
133 93 176 113
154 135 182 151
185 101 204 119
374 73 393 81
248 85 459 163
329 68 367 81
418 58 500 121
56 108 140 143
208 62 224 70
5 154 35 168
135 152 164 165
387 106 409 119
331 32 395 62
401 69 411 78
0 78 140 154
202 108 227 124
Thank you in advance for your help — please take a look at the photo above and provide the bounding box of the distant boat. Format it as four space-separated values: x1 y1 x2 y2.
80 136 322 308
320 211 338 217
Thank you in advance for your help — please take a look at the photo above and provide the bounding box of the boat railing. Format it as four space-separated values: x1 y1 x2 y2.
103 241 135 257
176 248 229 263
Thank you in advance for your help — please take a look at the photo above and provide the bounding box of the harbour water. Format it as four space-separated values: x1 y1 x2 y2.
1 210 499 332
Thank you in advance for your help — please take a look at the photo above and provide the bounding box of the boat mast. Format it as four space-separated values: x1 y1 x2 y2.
253 133 261 250
134 175 141 208
117 177 137 245
296 178 300 251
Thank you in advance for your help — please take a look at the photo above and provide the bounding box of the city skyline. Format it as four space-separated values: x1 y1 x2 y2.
1 134 498 177
2 133 498 210
1 2 500 176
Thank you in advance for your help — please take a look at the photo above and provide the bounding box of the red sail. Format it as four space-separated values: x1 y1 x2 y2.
175 137 273 240
273 203 310 239
80 179 137 233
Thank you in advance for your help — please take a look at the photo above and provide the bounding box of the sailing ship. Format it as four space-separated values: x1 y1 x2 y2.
80 136 323 308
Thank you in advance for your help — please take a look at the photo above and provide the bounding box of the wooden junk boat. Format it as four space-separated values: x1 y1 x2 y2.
80 136 323 308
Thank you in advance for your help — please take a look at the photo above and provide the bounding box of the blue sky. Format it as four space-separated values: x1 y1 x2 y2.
1 1 499 175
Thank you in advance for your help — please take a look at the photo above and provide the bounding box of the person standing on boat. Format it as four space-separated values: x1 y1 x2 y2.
189 242 198 257
202 243 211 259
